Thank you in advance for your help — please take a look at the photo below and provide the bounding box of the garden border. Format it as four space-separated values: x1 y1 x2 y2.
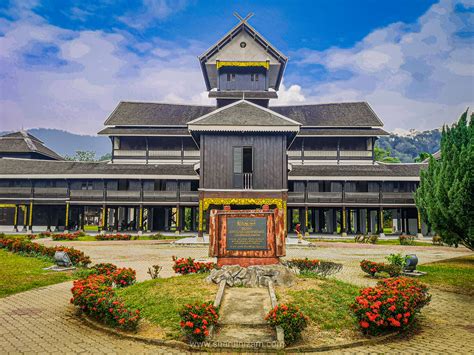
79 299 400 352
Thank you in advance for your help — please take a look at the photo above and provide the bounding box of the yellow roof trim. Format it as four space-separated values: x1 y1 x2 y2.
216 61 269 70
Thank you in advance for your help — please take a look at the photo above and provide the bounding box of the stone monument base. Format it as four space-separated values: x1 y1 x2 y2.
207 264 296 287
217 256 279 268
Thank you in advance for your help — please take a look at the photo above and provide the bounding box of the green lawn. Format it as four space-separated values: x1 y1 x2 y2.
418 255 474 295
304 237 431 246
117 274 217 339
277 275 360 331
0 249 72 298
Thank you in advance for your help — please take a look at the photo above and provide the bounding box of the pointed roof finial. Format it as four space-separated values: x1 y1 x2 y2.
233 12 254 23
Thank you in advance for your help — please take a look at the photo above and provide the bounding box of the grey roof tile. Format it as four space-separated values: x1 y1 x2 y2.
298 128 389 136
289 163 425 178
0 131 63 160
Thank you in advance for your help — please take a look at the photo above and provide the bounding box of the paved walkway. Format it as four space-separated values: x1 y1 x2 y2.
1 241 472 353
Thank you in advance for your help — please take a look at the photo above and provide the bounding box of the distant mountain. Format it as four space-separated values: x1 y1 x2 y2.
0 128 110 158
376 129 442 162
1 127 442 163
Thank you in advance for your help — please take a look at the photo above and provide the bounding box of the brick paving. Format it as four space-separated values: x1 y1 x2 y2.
1 240 472 353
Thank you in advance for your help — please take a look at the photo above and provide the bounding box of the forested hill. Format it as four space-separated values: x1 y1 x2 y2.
1 128 441 163
376 129 442 162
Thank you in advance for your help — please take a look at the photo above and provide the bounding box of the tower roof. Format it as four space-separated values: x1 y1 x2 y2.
199 14 287 91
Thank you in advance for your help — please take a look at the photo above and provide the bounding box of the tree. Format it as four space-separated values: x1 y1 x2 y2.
374 147 401 163
415 110 474 250
64 150 97 161
414 152 431 162
99 153 112 161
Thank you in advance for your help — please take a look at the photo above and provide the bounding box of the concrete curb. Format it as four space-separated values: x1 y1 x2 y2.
267 280 285 348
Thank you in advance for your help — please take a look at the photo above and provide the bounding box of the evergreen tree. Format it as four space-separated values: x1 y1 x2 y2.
415 110 474 250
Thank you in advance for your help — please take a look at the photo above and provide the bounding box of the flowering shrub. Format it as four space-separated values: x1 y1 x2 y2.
112 268 136 288
95 234 131 241
93 263 118 275
179 302 218 342
52 232 81 241
172 256 216 275
286 258 319 271
38 231 52 238
70 274 140 330
360 260 385 276
351 277 431 335
0 237 91 266
266 304 308 345
361 258 403 277
26 234 38 240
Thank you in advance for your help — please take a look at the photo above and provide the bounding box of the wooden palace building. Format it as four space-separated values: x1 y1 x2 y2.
0 17 428 237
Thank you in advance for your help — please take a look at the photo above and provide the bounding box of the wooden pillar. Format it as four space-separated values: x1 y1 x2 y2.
378 207 384 235
22 205 27 231
65 202 70 232
198 199 204 238
416 209 423 238
318 209 324 233
401 209 406 233
283 200 287 237
356 208 361 233
332 208 337 234
367 209 371 234
176 205 181 234
13 205 18 232
341 207 347 236
114 207 119 231
139 204 144 231
101 204 107 232
311 207 316 233
191 207 196 232
27 202 34 232
80 206 85 231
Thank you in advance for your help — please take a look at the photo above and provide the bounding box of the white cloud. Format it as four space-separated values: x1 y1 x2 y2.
274 83 306 105
291 0 474 131
0 7 208 134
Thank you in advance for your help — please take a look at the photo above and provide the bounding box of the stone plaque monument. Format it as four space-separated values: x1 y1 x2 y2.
209 205 285 267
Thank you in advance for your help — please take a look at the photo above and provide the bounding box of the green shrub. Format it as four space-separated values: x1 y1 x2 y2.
179 302 218 342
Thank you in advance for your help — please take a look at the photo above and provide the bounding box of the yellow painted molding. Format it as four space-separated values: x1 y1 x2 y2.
13 205 18 226
202 197 283 210
139 206 143 229
28 202 33 227
198 199 204 231
0 204 16 208
65 202 70 228
216 61 269 70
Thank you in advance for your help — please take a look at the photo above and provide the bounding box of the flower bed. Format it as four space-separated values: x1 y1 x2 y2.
351 277 431 335
285 258 343 277
172 256 216 275
360 259 401 277
266 304 308 345
0 237 91 266
179 302 218 342
93 263 118 275
71 274 140 330
95 234 132 241
38 231 52 238
399 234 415 245
52 232 81 241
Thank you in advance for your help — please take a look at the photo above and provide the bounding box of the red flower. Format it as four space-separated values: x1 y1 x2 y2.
360 320 370 328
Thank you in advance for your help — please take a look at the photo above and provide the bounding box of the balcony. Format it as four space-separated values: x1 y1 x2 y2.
382 192 415 204
113 149 200 162
106 190 141 201
288 192 304 203
34 187 68 198
307 192 343 203
143 190 178 202
70 190 104 201
288 150 373 162
179 191 199 202
344 192 379 203
0 187 31 198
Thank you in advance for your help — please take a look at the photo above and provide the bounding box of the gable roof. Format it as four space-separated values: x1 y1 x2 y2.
199 18 287 91
0 131 63 160
188 100 300 132
104 102 215 126
271 102 383 127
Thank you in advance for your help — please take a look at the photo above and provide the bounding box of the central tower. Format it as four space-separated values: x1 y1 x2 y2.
191 15 299 239
198 13 287 108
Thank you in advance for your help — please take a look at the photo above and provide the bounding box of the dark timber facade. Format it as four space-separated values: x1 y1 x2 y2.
0 17 428 237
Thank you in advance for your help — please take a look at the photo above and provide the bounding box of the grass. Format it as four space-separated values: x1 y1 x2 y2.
418 255 474 295
117 274 217 339
276 275 360 332
0 249 72 298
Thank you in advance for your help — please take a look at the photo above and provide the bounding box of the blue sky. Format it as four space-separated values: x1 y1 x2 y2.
0 0 473 134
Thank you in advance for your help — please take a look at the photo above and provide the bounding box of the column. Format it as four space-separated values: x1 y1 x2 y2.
304 206 309 236
198 199 204 239
332 208 337 234
299 207 306 236
28 201 33 232
356 208 361 233
138 204 144 235
416 209 423 239
341 207 347 237
176 205 181 234
13 205 18 232
22 205 27 231
367 209 372 234
378 207 385 236
191 207 196 232
101 204 107 233
401 209 406 234
311 207 316 234
114 207 119 231
318 209 324 233
65 202 70 232
80 206 85 231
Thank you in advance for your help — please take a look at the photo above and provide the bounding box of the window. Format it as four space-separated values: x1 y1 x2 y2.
118 180 130 191
226 73 236 82
81 181 93 190
233 146 253 188
251 73 259 82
